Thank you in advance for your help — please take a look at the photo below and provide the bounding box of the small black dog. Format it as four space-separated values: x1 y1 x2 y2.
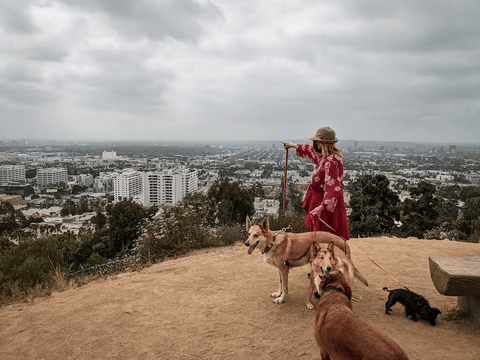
383 287 441 326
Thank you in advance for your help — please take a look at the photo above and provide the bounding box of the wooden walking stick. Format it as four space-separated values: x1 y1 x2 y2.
283 148 288 218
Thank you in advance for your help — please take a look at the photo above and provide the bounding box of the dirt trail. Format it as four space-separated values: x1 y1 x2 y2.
1 237 479 360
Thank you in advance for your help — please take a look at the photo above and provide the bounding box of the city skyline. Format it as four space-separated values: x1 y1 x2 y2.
1 1 480 144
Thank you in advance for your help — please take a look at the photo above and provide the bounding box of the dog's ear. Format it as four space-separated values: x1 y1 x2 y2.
311 242 321 257
336 257 344 272
327 241 335 253
246 216 252 231
259 216 269 230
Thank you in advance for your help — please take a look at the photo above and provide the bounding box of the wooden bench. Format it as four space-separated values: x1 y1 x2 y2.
429 255 480 314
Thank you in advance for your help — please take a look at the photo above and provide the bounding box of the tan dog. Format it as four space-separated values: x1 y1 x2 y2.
315 270 409 360
245 216 350 304
307 241 368 309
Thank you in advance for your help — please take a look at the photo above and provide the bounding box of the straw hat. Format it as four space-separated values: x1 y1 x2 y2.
306 126 339 143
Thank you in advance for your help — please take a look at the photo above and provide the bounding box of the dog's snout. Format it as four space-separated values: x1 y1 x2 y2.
327 266 332 272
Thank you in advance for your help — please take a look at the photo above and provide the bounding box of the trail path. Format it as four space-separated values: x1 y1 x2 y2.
1 237 479 359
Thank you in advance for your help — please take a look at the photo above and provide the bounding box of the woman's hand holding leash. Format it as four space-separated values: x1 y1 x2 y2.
310 205 324 219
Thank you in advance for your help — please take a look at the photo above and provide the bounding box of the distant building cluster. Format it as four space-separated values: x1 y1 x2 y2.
1 141 480 222
1 162 198 207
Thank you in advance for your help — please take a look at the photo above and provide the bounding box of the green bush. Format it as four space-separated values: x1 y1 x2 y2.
213 224 246 246
0 238 64 296
140 205 213 261
424 226 457 240
86 253 108 268
140 196 250 261
256 211 308 234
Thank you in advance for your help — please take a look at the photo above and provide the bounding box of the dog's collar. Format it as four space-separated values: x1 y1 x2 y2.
319 286 345 298
262 235 276 254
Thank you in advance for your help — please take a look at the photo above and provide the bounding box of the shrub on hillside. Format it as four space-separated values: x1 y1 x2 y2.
86 253 108 268
71 228 109 271
212 224 246 246
0 238 64 296
265 212 308 233
140 195 249 261
424 226 457 241
140 205 214 261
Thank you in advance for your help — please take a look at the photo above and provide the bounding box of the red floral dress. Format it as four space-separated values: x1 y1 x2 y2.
295 144 350 240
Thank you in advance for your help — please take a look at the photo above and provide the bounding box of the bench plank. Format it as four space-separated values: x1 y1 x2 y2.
429 255 480 296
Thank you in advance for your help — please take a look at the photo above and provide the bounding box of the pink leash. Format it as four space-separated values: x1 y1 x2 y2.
311 215 409 290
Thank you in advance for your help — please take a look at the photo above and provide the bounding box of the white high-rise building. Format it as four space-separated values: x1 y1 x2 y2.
0 165 26 185
114 169 143 202
36 168 68 187
102 151 117 161
143 168 198 206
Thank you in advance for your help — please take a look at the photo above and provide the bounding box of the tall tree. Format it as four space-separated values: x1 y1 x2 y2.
348 174 400 237
249 182 265 198
461 197 480 241
0 200 20 234
459 186 480 202
398 181 439 238
435 196 459 230
106 199 147 256
207 178 254 225
92 209 107 230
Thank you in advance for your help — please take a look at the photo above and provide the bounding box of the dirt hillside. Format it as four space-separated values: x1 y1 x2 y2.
1 237 479 360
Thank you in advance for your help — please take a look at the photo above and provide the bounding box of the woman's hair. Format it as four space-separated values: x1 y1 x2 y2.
317 142 342 158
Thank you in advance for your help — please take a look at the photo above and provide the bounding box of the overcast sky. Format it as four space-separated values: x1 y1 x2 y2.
1 0 479 144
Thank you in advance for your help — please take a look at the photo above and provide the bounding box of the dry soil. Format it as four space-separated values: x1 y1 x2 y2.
1 237 479 359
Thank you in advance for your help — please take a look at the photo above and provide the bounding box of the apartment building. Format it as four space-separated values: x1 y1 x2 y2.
0 165 26 185
71 174 94 187
94 172 118 192
36 168 68 187
102 151 117 161
113 169 143 202
143 168 198 206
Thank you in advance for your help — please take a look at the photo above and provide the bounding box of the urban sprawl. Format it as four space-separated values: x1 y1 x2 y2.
1 140 480 234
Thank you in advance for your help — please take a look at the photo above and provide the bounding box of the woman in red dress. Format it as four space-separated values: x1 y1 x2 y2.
282 126 350 240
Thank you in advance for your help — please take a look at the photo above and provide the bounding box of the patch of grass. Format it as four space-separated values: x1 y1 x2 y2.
0 267 75 308
443 305 480 333
0 258 148 309
442 305 473 322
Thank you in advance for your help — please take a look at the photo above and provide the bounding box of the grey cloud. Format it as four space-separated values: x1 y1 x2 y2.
2 62 44 83
340 0 480 52
64 48 173 112
28 41 70 62
0 82 54 107
60 0 220 42
1 0 480 143
0 0 38 34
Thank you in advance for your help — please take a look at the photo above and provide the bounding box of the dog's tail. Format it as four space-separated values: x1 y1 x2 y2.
383 287 392 292
353 264 369 287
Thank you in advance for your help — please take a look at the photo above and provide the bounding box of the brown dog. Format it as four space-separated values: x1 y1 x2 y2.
315 270 409 360
307 241 369 309
245 216 350 304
